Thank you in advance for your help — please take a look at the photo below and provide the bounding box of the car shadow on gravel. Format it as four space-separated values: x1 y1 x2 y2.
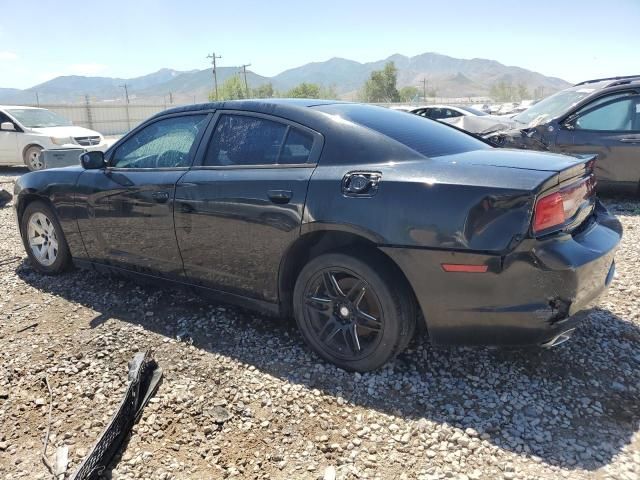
16 261 640 472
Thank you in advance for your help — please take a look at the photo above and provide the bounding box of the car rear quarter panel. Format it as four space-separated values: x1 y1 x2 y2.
304 158 550 252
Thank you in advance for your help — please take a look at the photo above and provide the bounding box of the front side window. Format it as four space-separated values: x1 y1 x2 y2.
112 114 208 168
574 97 640 132
0 112 13 125
205 114 310 166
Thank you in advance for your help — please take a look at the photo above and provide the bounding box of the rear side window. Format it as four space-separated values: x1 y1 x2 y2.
204 114 316 166
279 128 314 164
204 114 287 166
314 104 488 157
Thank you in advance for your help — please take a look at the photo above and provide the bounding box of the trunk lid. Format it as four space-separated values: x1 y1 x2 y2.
440 148 595 189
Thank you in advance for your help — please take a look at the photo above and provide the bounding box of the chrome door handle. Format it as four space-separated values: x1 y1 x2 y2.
151 191 170 203
619 137 640 143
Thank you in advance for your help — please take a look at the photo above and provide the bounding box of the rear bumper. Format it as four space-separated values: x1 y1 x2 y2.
382 201 622 346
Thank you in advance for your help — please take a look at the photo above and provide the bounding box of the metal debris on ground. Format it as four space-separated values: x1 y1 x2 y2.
16 322 38 333
69 351 162 480
0 256 20 267
0 189 11 208
0 189 13 208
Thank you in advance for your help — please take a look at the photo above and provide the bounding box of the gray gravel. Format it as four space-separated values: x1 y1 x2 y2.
0 166 639 479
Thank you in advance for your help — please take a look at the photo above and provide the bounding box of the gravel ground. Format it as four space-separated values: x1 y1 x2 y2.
0 166 638 480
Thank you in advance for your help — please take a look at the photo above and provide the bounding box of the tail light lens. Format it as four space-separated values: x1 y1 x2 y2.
533 175 596 234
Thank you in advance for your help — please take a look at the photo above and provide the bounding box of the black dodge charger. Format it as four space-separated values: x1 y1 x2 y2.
13 100 622 371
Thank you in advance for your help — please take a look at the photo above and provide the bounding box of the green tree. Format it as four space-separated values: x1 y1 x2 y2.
210 75 247 101
252 82 275 98
517 82 529 101
286 82 321 98
359 62 401 103
489 81 514 102
399 86 419 102
319 84 339 100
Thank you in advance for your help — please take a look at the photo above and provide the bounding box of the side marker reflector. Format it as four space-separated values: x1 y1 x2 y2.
441 264 488 273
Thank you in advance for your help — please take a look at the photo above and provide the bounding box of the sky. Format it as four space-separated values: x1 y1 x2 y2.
1 0 639 89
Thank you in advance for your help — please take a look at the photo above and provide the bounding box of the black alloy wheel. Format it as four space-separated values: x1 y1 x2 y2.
293 251 415 372
304 268 384 361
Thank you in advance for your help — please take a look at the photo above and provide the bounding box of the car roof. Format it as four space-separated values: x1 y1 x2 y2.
572 75 640 91
158 98 347 116
412 105 457 109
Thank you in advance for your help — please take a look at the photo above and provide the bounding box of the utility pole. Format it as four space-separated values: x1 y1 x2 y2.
35 92 40 107
120 83 130 104
84 94 94 129
206 52 222 100
239 64 251 98
419 78 428 103
169 91 173 104
120 83 131 131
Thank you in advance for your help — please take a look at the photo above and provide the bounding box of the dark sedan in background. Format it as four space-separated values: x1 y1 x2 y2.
14 100 622 371
485 75 640 193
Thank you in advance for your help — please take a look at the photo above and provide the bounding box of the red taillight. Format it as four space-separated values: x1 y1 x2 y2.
533 192 565 233
533 175 596 234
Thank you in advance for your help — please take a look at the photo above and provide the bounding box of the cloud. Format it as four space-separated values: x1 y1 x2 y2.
0 51 18 61
68 63 108 76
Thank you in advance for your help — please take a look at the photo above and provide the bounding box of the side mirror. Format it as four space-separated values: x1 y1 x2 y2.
561 115 577 130
0 121 16 131
80 151 105 169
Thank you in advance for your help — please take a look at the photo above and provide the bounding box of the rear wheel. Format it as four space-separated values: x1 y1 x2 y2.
24 146 44 171
20 201 70 274
293 251 415 372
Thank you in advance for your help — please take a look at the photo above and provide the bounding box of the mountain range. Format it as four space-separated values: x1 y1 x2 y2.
0 52 571 104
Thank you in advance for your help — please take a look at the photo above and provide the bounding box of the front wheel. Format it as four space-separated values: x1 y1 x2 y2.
24 146 44 171
20 201 71 274
293 251 415 372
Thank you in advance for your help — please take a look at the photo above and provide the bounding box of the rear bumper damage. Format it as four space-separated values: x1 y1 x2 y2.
382 201 622 346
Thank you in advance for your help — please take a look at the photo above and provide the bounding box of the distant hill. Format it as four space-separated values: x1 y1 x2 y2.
0 52 571 104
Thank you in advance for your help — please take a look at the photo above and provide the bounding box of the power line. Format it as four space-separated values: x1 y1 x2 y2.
239 64 251 98
206 52 222 100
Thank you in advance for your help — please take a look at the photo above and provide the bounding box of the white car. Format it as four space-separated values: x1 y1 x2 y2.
0 106 108 171
409 104 492 121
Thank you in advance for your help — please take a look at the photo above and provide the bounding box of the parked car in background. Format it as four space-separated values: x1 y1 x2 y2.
412 104 514 134
485 75 640 193
410 104 489 121
0 106 108 171
473 104 491 113
14 100 621 371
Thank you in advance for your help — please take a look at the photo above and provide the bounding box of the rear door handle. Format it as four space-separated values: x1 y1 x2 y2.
619 137 640 143
267 189 292 204
151 191 170 203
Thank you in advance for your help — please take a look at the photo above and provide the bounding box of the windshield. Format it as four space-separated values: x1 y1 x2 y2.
6 108 73 128
512 89 593 126
459 106 488 116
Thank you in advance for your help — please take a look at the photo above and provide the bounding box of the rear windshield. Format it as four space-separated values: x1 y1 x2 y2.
313 103 489 157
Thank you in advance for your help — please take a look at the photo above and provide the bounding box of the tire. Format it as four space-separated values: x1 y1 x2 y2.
20 201 71 274
293 250 416 372
24 145 44 171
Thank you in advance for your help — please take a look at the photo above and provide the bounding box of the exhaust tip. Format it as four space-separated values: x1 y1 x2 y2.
542 328 576 349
